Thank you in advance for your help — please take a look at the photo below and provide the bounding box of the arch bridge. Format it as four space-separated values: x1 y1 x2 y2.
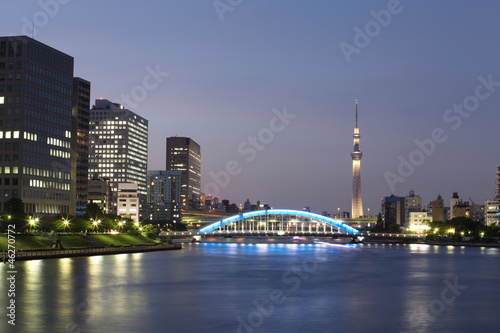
197 209 360 236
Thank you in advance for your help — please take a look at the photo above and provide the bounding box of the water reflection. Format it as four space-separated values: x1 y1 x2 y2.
3 242 499 332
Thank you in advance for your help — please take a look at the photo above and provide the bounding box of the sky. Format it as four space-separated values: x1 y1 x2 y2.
1 0 499 215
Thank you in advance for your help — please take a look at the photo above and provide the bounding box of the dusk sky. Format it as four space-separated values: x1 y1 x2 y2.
1 0 499 214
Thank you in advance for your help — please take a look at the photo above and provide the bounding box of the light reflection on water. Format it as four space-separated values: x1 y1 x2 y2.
1 241 499 333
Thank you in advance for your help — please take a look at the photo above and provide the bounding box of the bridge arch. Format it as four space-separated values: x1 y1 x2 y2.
197 209 360 234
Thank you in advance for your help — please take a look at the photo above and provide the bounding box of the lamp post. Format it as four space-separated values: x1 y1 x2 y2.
28 217 39 233
62 219 70 233
91 219 101 233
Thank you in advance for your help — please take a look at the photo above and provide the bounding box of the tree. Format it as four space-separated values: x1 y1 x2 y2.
84 203 103 220
142 224 160 239
387 223 402 233
371 213 385 232
1 198 27 232
4 198 24 216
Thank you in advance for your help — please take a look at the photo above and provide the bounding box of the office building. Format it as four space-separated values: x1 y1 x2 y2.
0 36 74 214
87 177 111 214
147 170 182 223
381 195 405 227
404 189 422 225
449 192 462 220
485 200 499 226
166 136 201 209
71 77 90 216
484 166 500 225
351 100 364 218
117 182 139 223
89 99 148 216
431 195 444 222
407 211 430 232
497 165 500 199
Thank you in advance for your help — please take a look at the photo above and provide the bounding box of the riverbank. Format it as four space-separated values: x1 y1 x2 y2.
2 243 182 261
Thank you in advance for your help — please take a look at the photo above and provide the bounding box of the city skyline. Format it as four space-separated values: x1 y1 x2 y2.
1 1 499 213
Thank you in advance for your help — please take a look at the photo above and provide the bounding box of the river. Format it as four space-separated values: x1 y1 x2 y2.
1 238 500 333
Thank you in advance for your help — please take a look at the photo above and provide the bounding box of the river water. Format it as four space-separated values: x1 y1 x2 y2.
2 238 500 333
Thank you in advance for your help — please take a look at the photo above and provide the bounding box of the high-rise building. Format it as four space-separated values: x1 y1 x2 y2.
404 189 422 225
147 170 182 223
89 99 148 216
0 36 74 214
351 100 364 218
485 200 499 226
485 166 500 225
496 165 500 199
166 136 201 209
431 194 444 222
381 195 405 228
71 77 90 216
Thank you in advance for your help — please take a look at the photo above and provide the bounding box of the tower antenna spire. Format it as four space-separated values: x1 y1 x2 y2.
355 99 358 128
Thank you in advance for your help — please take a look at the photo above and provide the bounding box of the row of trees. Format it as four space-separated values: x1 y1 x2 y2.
371 213 500 242
0 199 186 235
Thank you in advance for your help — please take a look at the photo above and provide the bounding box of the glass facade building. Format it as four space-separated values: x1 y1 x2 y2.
147 170 182 223
0 36 74 214
89 99 148 216
71 77 90 216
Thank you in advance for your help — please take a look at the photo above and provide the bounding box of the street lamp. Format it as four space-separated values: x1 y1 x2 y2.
62 219 70 232
28 217 39 233
91 219 101 232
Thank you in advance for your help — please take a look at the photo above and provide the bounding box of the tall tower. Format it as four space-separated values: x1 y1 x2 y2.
351 100 364 218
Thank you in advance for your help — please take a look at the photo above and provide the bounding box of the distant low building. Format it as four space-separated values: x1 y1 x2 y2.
407 211 430 233
431 195 444 222
485 200 499 226
404 189 422 225
87 178 111 214
381 195 405 228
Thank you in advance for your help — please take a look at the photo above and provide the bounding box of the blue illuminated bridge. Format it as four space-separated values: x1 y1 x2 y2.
162 209 426 242
197 209 360 235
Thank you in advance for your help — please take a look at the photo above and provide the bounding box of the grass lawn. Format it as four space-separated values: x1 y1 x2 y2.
90 234 156 246
0 235 53 251
59 235 94 249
